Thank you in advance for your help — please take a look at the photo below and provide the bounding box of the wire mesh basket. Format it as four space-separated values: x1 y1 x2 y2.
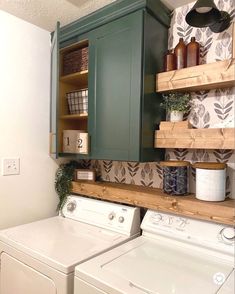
66 89 88 115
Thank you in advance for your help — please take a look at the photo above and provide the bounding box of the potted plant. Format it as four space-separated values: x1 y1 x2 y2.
160 92 192 122
55 161 80 210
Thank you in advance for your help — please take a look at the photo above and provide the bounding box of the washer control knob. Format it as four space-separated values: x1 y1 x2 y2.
178 218 189 228
166 217 173 225
118 216 125 223
220 228 235 243
154 214 163 222
67 201 76 212
108 212 115 220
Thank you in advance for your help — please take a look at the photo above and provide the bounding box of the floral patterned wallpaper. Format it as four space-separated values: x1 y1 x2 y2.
167 0 235 199
80 0 235 199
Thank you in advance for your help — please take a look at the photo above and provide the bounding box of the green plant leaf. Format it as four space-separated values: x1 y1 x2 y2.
160 92 192 113
55 161 80 211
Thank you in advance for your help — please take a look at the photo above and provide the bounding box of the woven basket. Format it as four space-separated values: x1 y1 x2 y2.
66 89 88 115
63 47 88 75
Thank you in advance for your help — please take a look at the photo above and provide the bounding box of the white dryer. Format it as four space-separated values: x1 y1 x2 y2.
75 210 235 294
0 195 140 294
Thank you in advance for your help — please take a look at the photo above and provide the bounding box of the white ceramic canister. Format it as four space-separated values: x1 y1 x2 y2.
193 162 227 201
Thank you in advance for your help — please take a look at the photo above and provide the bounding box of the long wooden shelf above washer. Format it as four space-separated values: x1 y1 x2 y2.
156 58 235 93
154 128 235 149
71 181 235 225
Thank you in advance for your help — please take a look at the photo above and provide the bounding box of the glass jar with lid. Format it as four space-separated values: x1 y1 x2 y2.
160 161 190 195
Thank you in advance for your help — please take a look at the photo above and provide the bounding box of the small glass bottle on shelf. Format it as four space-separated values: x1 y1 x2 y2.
164 50 176 72
187 37 200 67
174 38 186 69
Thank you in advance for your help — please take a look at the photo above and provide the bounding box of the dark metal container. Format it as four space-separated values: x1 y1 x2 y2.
160 161 190 195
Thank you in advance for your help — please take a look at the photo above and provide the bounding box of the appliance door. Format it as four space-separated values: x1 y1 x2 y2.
0 217 127 274
76 237 234 294
0 253 56 294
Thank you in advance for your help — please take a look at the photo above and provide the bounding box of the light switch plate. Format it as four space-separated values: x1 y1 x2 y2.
2 158 20 176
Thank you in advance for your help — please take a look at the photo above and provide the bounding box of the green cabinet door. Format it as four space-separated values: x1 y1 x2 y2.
50 22 60 158
88 11 143 161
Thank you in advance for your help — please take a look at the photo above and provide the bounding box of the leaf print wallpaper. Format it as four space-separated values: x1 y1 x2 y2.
167 0 235 199
79 0 235 199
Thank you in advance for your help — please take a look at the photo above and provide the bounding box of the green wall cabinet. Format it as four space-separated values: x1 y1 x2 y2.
88 11 143 161
50 0 170 161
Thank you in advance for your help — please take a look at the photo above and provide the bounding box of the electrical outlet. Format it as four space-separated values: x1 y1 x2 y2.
2 158 20 176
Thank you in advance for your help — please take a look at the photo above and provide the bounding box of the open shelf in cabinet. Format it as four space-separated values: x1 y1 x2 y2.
58 40 89 155
154 128 235 149
71 181 235 225
156 58 235 93
60 70 88 86
60 114 88 120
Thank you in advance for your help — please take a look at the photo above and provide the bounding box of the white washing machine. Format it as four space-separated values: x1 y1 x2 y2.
0 195 140 294
75 210 235 294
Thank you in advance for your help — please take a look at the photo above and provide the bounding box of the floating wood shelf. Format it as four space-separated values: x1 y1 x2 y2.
71 181 235 225
60 114 88 120
154 128 235 149
156 58 235 93
60 70 88 86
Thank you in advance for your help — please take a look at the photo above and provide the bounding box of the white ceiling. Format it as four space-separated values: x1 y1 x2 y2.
0 0 194 32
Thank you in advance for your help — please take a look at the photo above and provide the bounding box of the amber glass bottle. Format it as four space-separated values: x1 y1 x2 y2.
164 50 176 72
187 37 200 67
174 38 186 69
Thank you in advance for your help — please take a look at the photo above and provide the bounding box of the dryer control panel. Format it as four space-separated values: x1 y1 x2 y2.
61 195 140 236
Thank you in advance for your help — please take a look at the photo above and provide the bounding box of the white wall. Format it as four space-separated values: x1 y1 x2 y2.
0 10 59 229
